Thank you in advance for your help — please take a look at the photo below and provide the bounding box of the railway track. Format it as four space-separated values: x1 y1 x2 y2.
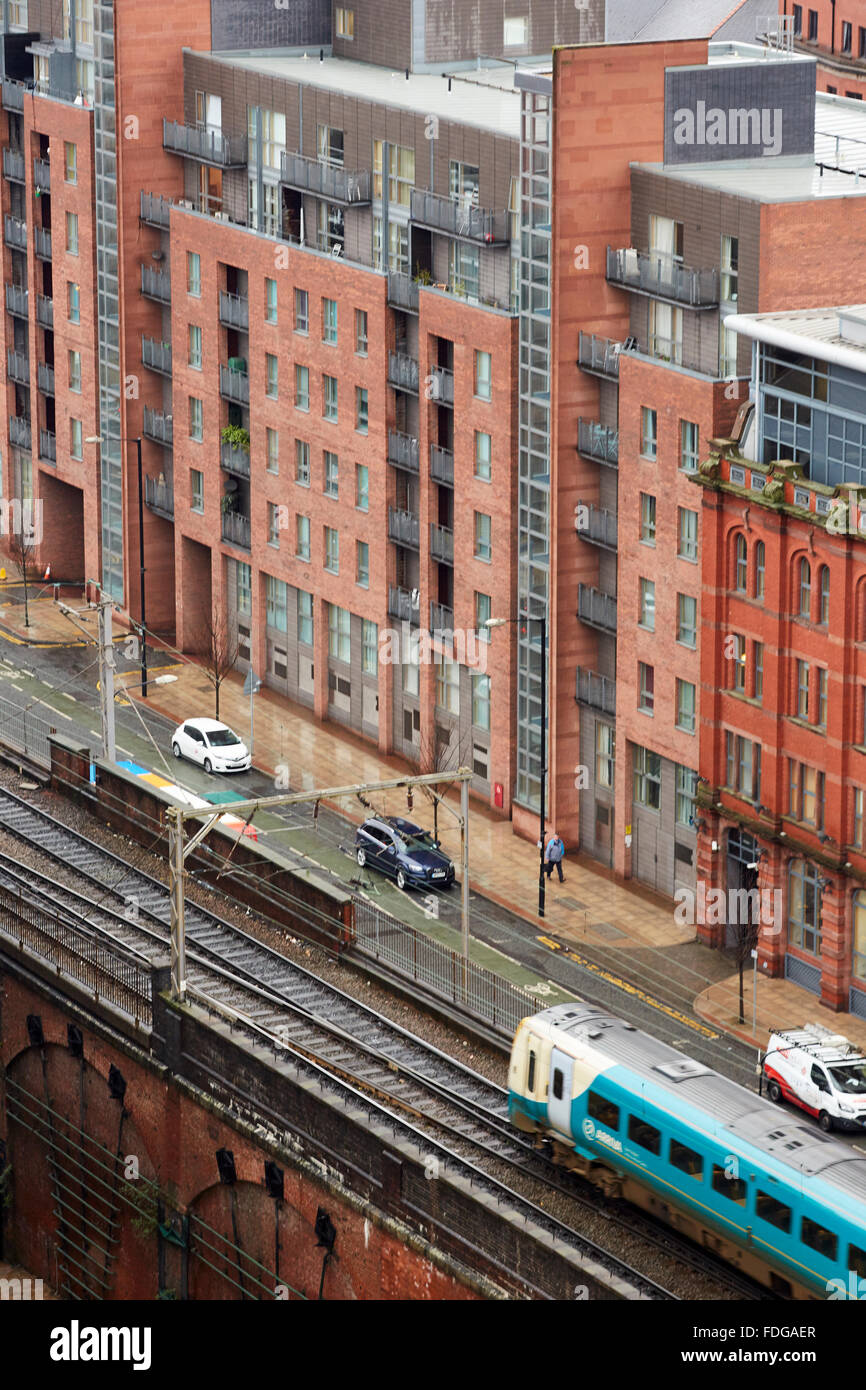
0 784 770 1299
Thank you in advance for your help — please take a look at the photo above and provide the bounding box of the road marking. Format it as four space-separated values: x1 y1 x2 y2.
64 694 77 702
88 729 101 738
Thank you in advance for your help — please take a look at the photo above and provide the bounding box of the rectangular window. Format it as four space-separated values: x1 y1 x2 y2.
328 604 351 664
265 575 288 633
64 141 77 184
731 633 746 693
474 350 492 401
809 10 818 41
627 1115 661 1155
596 723 615 789
472 673 491 730
503 14 527 45
324 451 339 498
587 1090 620 1129
711 1165 747 1206
634 745 662 809
322 298 337 344
188 396 203 441
356 540 369 588
474 511 492 561
721 234 739 304
323 374 338 421
295 364 310 411
373 141 414 207
640 492 656 545
68 349 82 393
190 468 203 513
449 239 480 301
677 593 697 647
248 106 285 172
796 659 810 720
678 507 698 561
638 662 655 714
267 502 281 547
67 281 80 323
754 642 764 702
670 1140 703 1178
296 514 311 560
640 406 657 459
236 561 252 615
362 619 378 676
648 299 682 364
265 353 278 399
266 427 279 475
789 760 825 829
265 278 277 324
355 308 368 355
792 5 802 35
842 20 852 53
324 526 339 573
356 464 369 512
855 789 865 849
475 431 492 481
355 386 368 434
680 420 699 472
675 765 697 827
66 211 79 255
294 288 309 334
188 324 202 369
638 578 655 630
372 216 409 274
756 1191 792 1233
818 667 828 728
70 417 82 460
336 6 354 39
295 439 310 486
403 659 419 698
317 125 344 168
187 251 201 297
436 657 460 715
297 589 313 645
802 1216 838 1262
676 679 696 734
720 321 738 377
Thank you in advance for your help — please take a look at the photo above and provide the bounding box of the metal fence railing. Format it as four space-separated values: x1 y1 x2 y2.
352 896 545 1038
0 691 55 767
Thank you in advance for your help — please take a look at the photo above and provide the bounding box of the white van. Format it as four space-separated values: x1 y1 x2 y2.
762 1024 866 1132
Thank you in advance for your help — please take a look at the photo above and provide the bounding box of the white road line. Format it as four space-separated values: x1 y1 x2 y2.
42 680 54 688
88 729 101 738
63 694 77 702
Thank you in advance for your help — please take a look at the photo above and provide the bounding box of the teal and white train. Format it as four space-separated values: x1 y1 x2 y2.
508 1003 866 1299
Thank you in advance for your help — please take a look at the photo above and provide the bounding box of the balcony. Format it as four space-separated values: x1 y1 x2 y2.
140 264 170 304
1 81 24 112
410 189 510 246
606 246 719 309
430 600 454 632
7 349 28 385
37 362 55 396
33 158 50 192
578 419 619 467
387 272 419 314
388 430 419 473
219 364 250 406
144 475 174 520
577 584 617 633
5 284 28 318
577 331 623 379
142 406 173 447
34 226 51 261
9 416 30 449
430 444 454 486
162 119 246 168
388 351 419 394
388 506 420 549
35 293 53 329
219 290 249 330
388 585 419 626
220 442 250 479
4 215 26 251
575 667 616 716
141 336 172 376
221 509 251 550
576 502 617 551
39 428 56 463
2 148 24 182
280 151 371 205
430 523 454 565
429 365 454 406
140 191 172 229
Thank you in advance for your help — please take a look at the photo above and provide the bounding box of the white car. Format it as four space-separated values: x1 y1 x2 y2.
171 718 251 774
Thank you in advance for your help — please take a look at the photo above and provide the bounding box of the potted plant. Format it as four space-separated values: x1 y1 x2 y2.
220 424 250 454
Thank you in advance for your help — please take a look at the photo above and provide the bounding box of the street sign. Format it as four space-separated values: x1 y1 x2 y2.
243 668 262 697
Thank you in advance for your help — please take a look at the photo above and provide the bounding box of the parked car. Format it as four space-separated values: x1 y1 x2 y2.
354 815 455 891
762 1024 866 1131
171 718 251 774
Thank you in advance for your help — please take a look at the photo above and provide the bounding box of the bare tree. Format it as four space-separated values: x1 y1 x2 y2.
193 605 238 721
9 524 37 629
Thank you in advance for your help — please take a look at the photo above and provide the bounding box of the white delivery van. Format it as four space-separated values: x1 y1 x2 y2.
762 1024 866 1132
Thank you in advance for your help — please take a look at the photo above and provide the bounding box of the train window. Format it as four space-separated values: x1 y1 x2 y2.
756 1191 791 1233
627 1115 661 1155
848 1244 866 1279
670 1140 703 1178
588 1090 620 1129
711 1164 747 1205
527 1050 536 1093
552 1068 563 1100
802 1216 838 1262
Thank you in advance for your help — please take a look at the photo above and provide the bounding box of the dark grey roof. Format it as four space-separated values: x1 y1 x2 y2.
605 0 757 43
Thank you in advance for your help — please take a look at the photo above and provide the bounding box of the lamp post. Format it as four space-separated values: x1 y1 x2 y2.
87 434 147 698
486 609 548 919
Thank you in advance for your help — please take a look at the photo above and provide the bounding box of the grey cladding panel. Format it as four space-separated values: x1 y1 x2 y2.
664 60 816 165
210 0 330 50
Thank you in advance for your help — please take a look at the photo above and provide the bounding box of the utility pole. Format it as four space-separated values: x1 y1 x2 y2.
460 774 470 963
96 593 116 763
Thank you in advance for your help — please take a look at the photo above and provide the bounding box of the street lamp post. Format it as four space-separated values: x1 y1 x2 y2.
87 434 148 698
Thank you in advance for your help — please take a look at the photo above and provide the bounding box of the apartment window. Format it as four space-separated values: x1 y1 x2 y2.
356 540 370 588
721 234 738 303
640 492 656 545
640 407 657 459
266 427 279 475
818 667 828 728
449 240 481 301
403 659 419 698
638 662 655 714
236 561 252 615
731 634 746 693
678 507 698 561
265 353 278 399
676 679 696 734
475 591 492 641
66 211 79 255
247 106 285 173
860 26 866 57
356 464 369 512
297 590 313 645
855 789 865 850
70 418 82 460
472 673 491 731
719 321 738 377
188 324 202 370
475 431 492 481
266 576 288 633
336 6 354 38
267 502 281 547
373 141 414 207
187 251 201 297
436 657 460 715
792 4 802 35
648 300 682 364
362 619 378 676
638 578 655 630
295 439 310 486
677 593 697 647
355 308 368 355
296 515 311 560
798 556 811 618
324 526 339 573
503 15 527 46
596 723 615 789
295 364 310 411
64 141 77 184
650 213 683 262
680 420 699 472
67 281 80 323
265 278 277 324
843 20 852 53
450 160 480 204
754 641 764 702
474 511 492 561
317 124 344 168
676 765 698 827
8 1 27 25
355 387 368 434
725 732 762 801
755 540 766 599
190 468 203 513
734 533 748 592
323 374 338 422
62 0 92 44
68 350 82 393
188 396 202 441
324 451 339 498
796 659 810 720
474 350 492 401
323 298 338 344
328 604 351 664
789 761 825 830
372 216 409 274
294 288 309 334
634 745 662 810
819 565 830 625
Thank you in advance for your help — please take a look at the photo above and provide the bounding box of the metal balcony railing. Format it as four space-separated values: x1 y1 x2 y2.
2 80 24 112
144 475 174 518
577 331 623 378
5 283 28 318
430 601 454 633
430 523 454 565
37 362 55 396
219 290 249 330
9 415 30 449
140 191 172 228
279 151 371 205
35 293 53 329
34 226 51 261
4 215 26 250
578 419 619 467
388 585 419 626
141 336 172 376
577 584 617 633
387 272 419 314
142 406 173 446
162 119 245 168
220 442 250 478
429 365 454 406
430 444 454 486
39 428 56 462
606 246 719 309
388 507 420 549
575 667 616 715
388 351 419 393
576 502 617 551
221 509 251 549
410 188 510 245
33 158 50 191
7 349 28 385
140 264 170 303
219 364 250 406
388 430 419 472
2 148 24 182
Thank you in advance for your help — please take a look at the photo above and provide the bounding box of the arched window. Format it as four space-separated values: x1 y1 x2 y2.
734 533 748 593
798 557 811 619
755 541 766 600
788 858 822 956
854 891 866 981
819 566 830 626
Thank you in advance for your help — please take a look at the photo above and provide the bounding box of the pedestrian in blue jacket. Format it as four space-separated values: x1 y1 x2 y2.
544 832 565 883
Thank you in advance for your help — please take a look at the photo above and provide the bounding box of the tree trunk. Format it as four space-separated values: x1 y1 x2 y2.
22 565 29 627
214 681 220 721
738 947 745 1025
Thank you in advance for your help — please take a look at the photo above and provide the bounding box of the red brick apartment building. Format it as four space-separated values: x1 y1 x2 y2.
785 0 866 97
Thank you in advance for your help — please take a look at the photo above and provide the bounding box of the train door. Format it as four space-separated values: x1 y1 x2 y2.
548 1048 574 1137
